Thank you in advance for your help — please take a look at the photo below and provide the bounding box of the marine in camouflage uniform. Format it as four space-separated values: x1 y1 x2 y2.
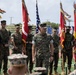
62 26 74 73
50 28 60 75
0 20 11 75
32 23 54 75
26 26 33 73
11 24 23 54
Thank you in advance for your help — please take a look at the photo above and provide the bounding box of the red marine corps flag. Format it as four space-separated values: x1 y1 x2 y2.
59 2 71 48
22 0 29 43
73 2 76 62
59 2 66 48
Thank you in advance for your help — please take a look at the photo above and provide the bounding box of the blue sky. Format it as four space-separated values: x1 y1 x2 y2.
0 0 75 26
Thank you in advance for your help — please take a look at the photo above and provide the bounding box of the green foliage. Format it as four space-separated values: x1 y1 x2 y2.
43 21 59 29
6 22 59 34
51 22 59 29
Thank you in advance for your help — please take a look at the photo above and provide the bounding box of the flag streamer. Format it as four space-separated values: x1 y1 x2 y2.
60 2 71 48
0 9 6 19
0 9 6 14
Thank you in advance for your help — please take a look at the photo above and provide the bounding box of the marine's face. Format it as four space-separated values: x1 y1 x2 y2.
66 29 70 33
1 22 6 28
53 30 57 34
16 27 20 32
28 29 32 33
40 27 47 34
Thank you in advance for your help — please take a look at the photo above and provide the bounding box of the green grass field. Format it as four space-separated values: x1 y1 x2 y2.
0 58 75 75
57 58 75 74
0 49 75 75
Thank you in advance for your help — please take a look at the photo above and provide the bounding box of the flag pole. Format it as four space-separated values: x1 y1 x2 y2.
36 0 41 33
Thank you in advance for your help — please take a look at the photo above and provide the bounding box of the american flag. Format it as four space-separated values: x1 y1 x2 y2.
36 0 41 33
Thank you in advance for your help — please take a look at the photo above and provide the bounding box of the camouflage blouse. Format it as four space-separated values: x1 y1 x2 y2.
32 33 53 57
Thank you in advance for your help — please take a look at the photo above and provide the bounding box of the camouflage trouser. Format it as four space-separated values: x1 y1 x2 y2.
36 56 50 75
0 47 9 73
50 53 59 73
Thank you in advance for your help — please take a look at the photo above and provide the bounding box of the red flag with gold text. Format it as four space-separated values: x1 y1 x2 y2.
59 10 65 48
59 2 65 48
22 0 29 43
73 3 76 57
